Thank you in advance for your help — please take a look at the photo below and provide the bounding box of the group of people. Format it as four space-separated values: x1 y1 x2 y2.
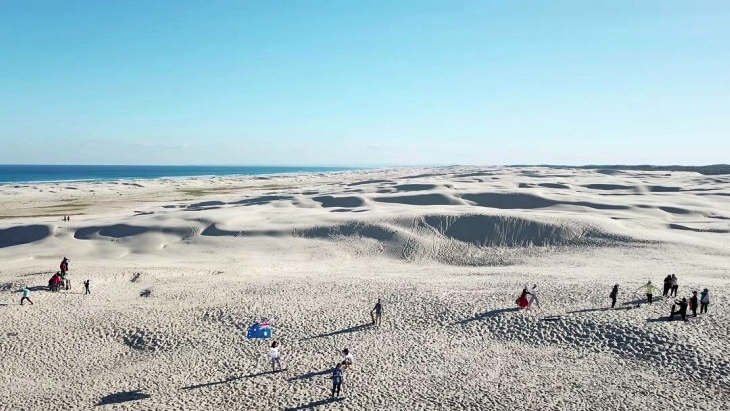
268 342 354 399
21 256 91 305
62 215 72 222
612 275 712 321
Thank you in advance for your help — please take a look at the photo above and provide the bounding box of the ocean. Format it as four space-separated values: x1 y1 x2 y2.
0 165 359 184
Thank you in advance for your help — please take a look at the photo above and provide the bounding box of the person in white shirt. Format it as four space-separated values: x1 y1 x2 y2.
528 284 540 308
342 348 354 369
270 341 284 372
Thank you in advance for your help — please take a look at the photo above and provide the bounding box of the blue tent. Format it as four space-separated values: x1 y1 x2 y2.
247 321 273 340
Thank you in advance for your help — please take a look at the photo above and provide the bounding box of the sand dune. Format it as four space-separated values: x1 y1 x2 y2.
1 166 729 410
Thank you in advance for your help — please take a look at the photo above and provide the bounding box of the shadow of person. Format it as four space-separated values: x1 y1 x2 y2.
457 307 520 324
96 390 151 406
283 397 343 410
182 371 275 390
287 368 332 382
303 323 372 340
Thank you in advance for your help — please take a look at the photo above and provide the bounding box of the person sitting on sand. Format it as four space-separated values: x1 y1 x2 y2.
51 272 62 292
516 288 531 310
700 288 710 314
20 287 33 305
609 284 619 308
331 363 344 399
270 341 284 372
670 297 688 321
371 299 383 326
637 281 659 304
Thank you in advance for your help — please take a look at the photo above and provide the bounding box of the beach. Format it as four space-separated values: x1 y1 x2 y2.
1 166 729 410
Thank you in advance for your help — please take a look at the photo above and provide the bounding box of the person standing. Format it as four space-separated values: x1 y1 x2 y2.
689 291 698 317
371 299 383 326
84 280 91 295
637 281 659 304
270 341 284 372
662 275 672 296
609 284 619 308
516 288 531 310
20 287 33 305
700 288 710 314
342 348 354 369
670 274 679 297
60 257 70 276
331 363 344 399
528 284 541 309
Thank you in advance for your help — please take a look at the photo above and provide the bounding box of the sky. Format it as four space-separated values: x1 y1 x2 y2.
1 0 728 166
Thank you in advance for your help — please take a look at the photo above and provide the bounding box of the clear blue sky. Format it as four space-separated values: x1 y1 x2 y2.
1 0 728 166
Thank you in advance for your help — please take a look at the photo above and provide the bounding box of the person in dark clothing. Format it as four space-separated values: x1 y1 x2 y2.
670 298 688 321
371 299 383 326
689 291 698 317
700 288 710 314
662 275 672 296
331 363 344 398
84 280 90 295
609 284 619 308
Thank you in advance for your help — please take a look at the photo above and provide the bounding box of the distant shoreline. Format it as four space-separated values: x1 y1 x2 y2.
0 165 365 185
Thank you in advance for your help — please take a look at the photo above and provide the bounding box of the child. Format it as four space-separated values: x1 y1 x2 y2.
516 288 531 309
270 341 284 372
20 287 33 305
331 363 344 398
689 291 698 317
528 284 540 309
342 348 354 369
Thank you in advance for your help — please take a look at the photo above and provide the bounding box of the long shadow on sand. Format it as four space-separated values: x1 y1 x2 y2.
287 369 331 382
182 371 275 390
284 397 344 410
96 390 151 406
457 307 519 324
304 323 372 340
566 308 610 314
623 296 665 306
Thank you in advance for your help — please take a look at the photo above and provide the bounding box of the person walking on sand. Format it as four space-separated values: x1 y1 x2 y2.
663 275 672 297
637 281 659 305
670 274 679 297
516 288 531 310
331 363 344 399
20 287 33 305
609 284 619 308
528 284 540 309
689 291 698 317
270 341 284 372
84 280 90 295
700 288 710 314
371 299 383 326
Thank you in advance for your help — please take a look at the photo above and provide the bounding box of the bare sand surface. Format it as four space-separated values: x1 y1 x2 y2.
1 167 729 410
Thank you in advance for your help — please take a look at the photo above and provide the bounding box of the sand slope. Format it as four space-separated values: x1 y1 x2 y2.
1 167 729 410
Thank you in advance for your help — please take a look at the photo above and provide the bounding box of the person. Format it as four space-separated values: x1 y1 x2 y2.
662 275 672 296
331 363 344 399
670 297 688 321
528 284 540 309
371 299 383 326
516 288 531 310
689 291 698 317
270 341 284 372
700 288 710 314
51 272 62 292
637 281 659 304
670 274 678 297
609 284 619 308
84 280 90 295
60 257 70 277
20 287 33 305
342 348 354 369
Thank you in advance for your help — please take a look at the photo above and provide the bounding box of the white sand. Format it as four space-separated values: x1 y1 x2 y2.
0 166 728 410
